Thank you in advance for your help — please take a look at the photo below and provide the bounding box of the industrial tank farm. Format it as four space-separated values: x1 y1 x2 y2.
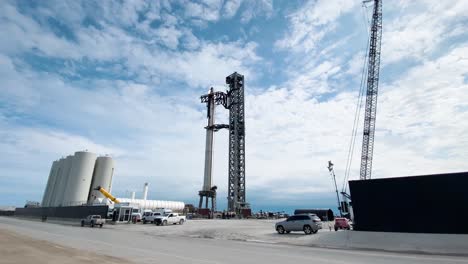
40 151 184 211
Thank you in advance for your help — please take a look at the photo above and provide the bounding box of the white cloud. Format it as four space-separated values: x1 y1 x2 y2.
345 51 366 77
0 3 81 58
240 0 273 23
383 0 468 64
127 41 262 88
0 1 263 90
184 0 223 22
223 0 243 18
376 46 468 169
153 26 184 49
276 0 357 52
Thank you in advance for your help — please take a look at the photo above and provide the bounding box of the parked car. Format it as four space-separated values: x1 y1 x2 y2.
81 215 105 228
275 214 322 235
154 213 186 226
142 212 161 224
334 217 351 231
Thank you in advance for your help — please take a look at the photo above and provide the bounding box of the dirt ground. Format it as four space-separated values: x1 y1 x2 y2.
0 228 131 264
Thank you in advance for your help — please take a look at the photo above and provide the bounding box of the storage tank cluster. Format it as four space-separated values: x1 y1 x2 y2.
41 151 114 207
41 152 185 211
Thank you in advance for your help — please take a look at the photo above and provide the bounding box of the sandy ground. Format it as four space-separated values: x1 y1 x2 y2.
0 228 131 264
107 219 336 246
103 219 468 255
7 217 468 256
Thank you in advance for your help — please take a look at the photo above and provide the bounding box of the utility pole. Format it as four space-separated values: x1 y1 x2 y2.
328 161 342 217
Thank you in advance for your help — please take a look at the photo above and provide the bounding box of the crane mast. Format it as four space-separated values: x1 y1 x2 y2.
360 0 382 180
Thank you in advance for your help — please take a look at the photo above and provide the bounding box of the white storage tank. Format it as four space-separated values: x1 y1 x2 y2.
46 160 61 207
117 198 185 211
52 156 73 207
63 151 97 206
88 156 114 203
41 160 58 207
48 158 65 207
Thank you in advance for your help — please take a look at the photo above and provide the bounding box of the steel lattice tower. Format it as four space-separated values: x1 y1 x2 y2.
226 72 246 212
360 0 382 180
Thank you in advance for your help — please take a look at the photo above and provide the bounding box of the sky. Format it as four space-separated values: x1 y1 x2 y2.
0 0 467 212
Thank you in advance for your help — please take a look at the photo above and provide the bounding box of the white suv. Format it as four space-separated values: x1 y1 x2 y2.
275 214 322 235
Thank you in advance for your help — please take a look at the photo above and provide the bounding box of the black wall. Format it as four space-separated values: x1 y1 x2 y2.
15 205 109 219
349 172 468 234
0 211 15 216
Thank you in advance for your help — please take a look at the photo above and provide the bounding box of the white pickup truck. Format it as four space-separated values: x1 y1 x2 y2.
81 215 105 228
154 213 186 226
142 212 161 224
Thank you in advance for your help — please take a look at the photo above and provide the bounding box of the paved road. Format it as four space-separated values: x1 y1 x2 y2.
1 217 467 264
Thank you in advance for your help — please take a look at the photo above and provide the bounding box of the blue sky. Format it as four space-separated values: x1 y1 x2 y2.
0 0 467 212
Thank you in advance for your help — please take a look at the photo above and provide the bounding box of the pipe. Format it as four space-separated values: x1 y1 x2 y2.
143 183 149 200
95 186 120 204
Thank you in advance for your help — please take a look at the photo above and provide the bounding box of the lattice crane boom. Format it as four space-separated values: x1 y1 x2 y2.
360 0 382 180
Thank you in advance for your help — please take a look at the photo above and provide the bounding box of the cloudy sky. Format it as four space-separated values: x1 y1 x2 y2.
0 0 467 211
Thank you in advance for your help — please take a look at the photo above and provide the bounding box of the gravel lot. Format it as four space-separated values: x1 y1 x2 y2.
106 218 336 246
0 228 131 264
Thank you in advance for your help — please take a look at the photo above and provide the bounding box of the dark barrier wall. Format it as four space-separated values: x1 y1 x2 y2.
349 172 468 234
0 211 15 216
294 209 335 221
15 205 109 219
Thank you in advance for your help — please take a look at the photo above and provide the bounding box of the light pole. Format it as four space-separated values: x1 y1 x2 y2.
328 161 342 217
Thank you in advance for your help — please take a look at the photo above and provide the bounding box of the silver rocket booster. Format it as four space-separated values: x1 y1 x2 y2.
203 88 215 191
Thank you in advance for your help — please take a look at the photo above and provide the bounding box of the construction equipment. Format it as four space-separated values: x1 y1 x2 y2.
94 186 120 204
359 0 382 180
327 161 342 217
336 0 382 218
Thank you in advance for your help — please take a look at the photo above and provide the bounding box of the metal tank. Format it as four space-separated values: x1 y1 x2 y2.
42 160 59 207
143 183 149 200
117 198 185 211
41 160 58 207
52 156 74 207
63 151 97 206
88 156 115 203
48 158 65 207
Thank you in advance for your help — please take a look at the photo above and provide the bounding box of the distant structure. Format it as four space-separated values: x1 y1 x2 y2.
198 88 222 213
198 72 249 214
41 152 184 211
143 182 149 200
41 151 110 207
225 72 247 212
359 0 382 180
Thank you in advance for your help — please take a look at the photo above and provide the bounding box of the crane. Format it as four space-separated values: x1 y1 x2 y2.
360 0 382 180
333 0 383 218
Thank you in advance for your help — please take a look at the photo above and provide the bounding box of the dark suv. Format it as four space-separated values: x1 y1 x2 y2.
275 214 322 235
